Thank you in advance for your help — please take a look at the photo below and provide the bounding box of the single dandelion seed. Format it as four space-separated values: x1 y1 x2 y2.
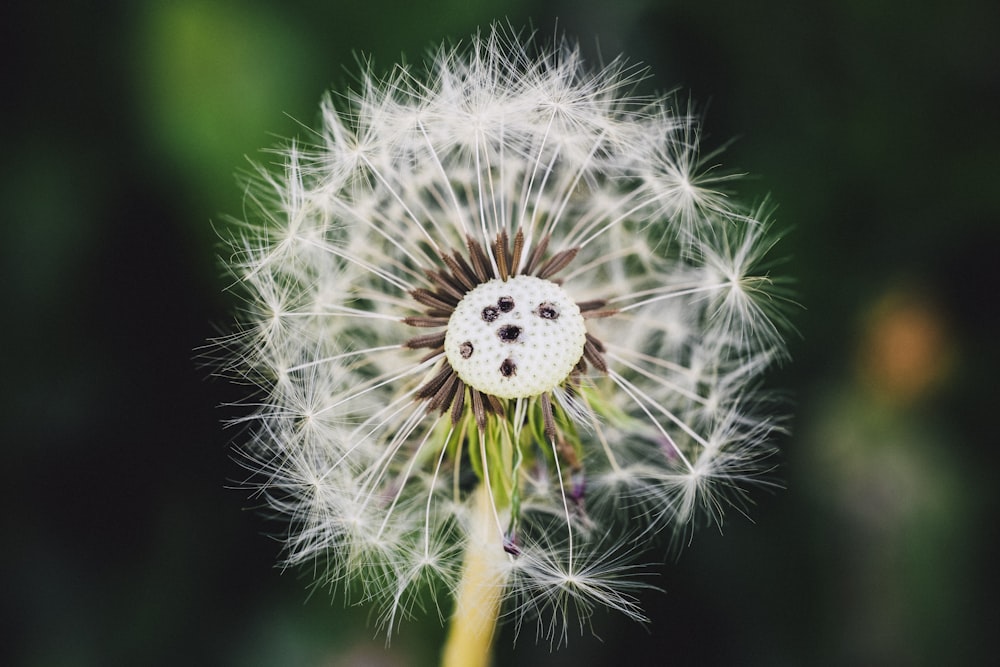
216 23 792 667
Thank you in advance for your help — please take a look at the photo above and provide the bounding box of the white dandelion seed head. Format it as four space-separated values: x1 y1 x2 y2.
217 23 792 641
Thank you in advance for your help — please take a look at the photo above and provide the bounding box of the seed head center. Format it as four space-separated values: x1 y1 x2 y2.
444 276 587 399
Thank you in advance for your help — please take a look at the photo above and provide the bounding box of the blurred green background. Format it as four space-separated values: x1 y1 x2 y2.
3 0 997 665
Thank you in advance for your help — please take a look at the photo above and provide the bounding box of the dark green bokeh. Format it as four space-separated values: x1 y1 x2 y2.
3 0 997 665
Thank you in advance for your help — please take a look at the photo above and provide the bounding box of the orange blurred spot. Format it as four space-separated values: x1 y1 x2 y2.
857 290 952 404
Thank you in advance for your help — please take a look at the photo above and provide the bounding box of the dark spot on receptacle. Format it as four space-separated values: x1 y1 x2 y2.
497 324 521 341
535 302 559 320
500 358 517 377
482 305 499 322
460 341 474 358
497 296 514 312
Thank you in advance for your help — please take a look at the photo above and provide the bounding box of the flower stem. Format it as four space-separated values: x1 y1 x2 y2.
441 485 508 667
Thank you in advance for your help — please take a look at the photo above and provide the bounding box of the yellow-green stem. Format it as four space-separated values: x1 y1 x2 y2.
441 485 508 667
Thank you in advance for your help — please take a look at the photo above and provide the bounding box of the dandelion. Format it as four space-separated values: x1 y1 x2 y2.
218 24 791 667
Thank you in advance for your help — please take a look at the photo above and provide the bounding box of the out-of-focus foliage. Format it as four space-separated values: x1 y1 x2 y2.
3 0 996 665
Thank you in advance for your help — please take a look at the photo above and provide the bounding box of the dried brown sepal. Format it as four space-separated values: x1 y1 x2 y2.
485 392 504 416
471 388 486 430
403 316 450 328
416 364 454 399
575 299 608 312
536 247 580 280
582 309 620 319
582 335 609 373
523 234 550 275
418 349 443 364
509 229 525 277
578 298 619 319
450 379 466 424
466 237 493 283
441 254 477 291
410 288 458 311
425 269 467 302
540 392 557 441
428 371 460 412
493 230 511 281
451 252 482 288
585 332 606 353
403 331 447 350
